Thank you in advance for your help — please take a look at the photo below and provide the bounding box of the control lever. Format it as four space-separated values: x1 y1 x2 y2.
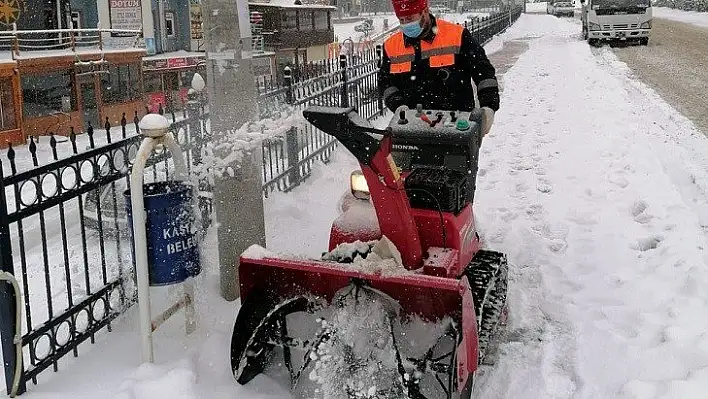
398 110 408 124
430 112 444 127
415 104 423 117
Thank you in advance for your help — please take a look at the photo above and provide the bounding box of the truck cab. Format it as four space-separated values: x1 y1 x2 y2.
580 0 652 46
547 0 576 17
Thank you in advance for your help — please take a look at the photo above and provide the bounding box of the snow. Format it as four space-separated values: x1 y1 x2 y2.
138 114 171 132
15 10 708 399
526 1 549 12
249 0 335 9
471 14 708 399
653 7 708 28
333 14 399 43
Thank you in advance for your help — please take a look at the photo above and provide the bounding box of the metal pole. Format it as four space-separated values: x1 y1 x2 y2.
131 117 194 363
130 137 156 364
203 0 264 301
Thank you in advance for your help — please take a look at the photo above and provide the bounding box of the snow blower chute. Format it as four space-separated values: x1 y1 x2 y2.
230 106 509 398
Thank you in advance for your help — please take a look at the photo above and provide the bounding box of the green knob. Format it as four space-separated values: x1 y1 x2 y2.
456 119 470 130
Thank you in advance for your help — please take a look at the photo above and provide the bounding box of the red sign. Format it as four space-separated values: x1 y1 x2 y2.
167 58 189 68
143 56 203 71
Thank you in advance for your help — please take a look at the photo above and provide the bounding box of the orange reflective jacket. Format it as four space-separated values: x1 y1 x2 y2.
383 19 464 74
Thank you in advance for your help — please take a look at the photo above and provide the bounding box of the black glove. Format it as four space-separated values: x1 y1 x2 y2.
384 90 406 112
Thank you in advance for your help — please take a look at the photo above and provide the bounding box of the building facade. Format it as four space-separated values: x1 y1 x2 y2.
0 0 144 146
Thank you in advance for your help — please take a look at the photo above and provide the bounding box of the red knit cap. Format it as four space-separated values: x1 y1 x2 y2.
392 0 427 18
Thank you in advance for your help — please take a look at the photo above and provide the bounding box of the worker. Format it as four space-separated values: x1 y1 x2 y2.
379 0 500 137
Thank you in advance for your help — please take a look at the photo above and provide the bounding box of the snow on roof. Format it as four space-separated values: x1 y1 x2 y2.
143 50 205 61
11 47 144 60
249 0 336 9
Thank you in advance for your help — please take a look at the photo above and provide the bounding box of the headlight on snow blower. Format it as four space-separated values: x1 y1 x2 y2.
350 170 370 200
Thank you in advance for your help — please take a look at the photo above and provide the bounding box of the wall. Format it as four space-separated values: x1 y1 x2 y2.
102 99 146 126
22 111 83 137
306 45 327 61
153 0 191 53
70 0 99 30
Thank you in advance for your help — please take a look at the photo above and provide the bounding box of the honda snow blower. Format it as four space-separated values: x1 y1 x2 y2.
230 106 509 398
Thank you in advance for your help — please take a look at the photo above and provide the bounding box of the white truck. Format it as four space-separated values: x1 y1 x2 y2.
580 0 652 46
547 0 576 17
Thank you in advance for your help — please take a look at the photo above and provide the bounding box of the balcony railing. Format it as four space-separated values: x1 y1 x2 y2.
0 24 144 60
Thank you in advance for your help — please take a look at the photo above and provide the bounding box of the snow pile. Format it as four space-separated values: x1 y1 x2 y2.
322 236 409 276
194 108 302 181
296 286 406 398
114 359 198 399
653 7 708 28
241 243 281 259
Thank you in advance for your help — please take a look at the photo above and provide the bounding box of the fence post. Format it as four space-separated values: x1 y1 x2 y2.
284 66 293 104
187 90 202 166
286 126 300 186
0 165 25 396
339 54 349 107
375 44 384 115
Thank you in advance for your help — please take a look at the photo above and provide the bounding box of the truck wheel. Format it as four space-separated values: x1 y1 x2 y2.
640 37 649 46
588 38 599 47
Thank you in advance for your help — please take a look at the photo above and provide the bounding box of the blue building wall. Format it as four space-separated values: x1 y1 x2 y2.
152 0 191 53
70 0 99 30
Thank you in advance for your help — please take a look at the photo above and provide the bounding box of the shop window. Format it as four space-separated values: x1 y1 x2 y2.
299 11 313 30
101 63 141 104
0 78 16 131
144 72 163 93
21 71 77 118
165 11 175 37
282 10 297 29
314 11 328 30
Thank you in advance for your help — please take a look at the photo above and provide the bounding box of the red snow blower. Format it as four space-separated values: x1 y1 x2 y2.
230 106 509 398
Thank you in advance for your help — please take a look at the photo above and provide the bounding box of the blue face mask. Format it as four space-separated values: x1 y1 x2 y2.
401 20 423 38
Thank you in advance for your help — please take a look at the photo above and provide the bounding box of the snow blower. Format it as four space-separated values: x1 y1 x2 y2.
230 106 509 398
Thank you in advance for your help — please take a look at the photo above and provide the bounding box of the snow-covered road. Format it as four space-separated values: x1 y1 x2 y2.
18 12 708 399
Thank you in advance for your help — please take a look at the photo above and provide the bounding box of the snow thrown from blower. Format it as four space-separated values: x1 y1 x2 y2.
297 287 406 398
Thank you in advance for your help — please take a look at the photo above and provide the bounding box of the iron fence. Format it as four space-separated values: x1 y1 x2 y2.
0 5 523 395
0 109 209 395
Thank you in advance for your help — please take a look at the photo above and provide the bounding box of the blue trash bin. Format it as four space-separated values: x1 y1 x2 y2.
125 181 201 286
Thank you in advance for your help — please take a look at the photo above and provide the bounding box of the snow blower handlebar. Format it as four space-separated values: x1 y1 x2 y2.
303 106 424 268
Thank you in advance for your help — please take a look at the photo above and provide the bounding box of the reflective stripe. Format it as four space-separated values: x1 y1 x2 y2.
429 54 455 68
384 19 464 74
477 78 498 90
389 54 415 63
421 45 461 59
390 62 412 73
383 86 399 101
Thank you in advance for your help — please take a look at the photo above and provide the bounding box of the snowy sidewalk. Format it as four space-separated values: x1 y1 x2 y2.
474 13 708 399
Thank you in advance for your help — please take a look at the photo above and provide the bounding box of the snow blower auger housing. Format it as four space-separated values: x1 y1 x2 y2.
231 106 509 398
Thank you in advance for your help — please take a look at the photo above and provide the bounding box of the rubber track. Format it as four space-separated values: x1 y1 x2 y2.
464 250 509 364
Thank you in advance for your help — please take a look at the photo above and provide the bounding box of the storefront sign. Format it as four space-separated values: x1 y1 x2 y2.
143 57 203 71
190 0 203 40
109 0 143 36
